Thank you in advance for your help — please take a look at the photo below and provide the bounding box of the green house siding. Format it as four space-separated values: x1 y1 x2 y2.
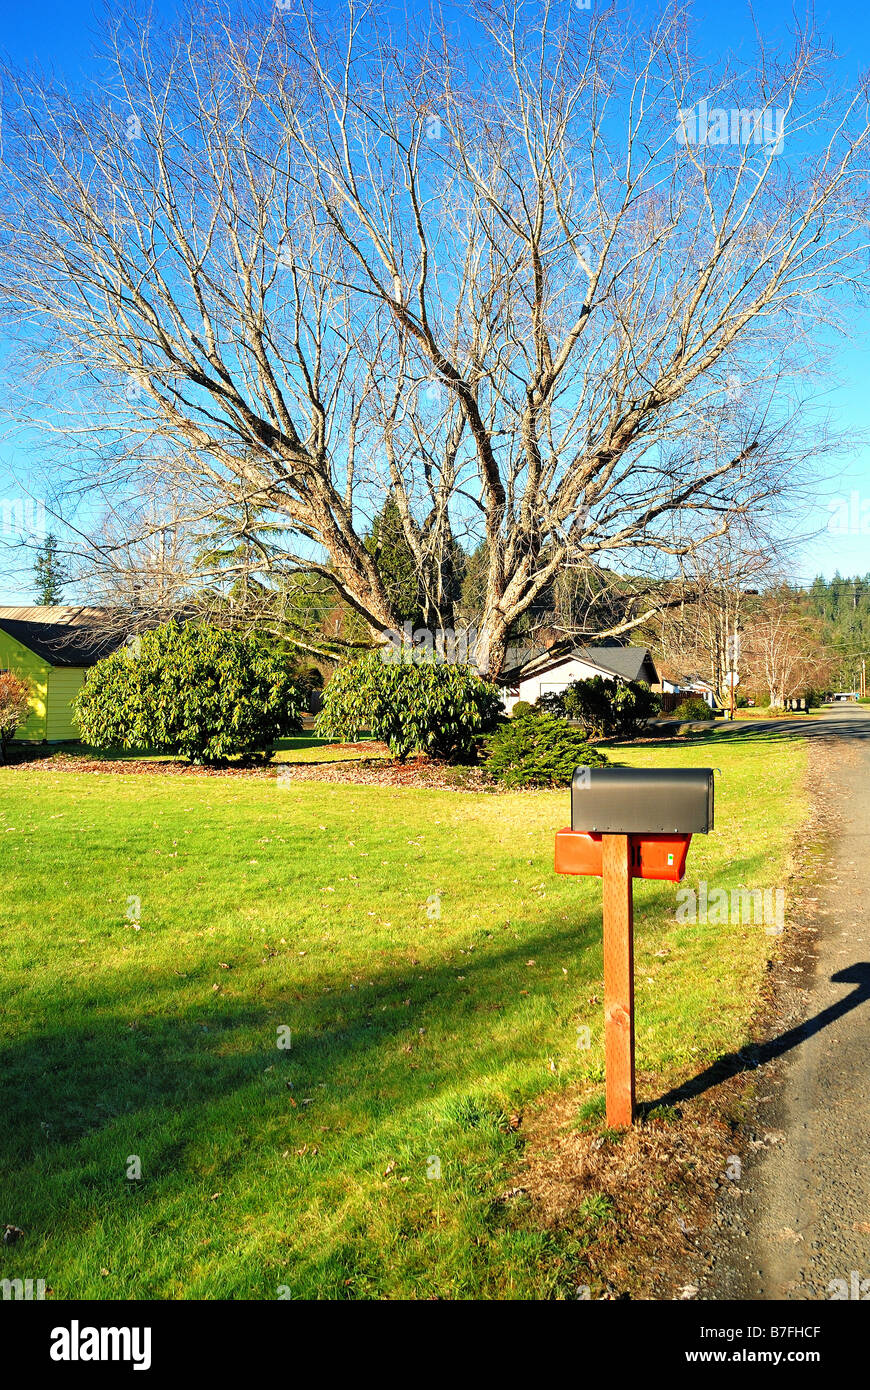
0 630 87 742
47 668 86 740
0 629 49 740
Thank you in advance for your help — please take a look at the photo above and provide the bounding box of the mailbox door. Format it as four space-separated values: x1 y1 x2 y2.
630 833 691 882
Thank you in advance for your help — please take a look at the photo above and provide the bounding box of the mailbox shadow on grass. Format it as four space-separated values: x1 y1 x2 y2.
641 962 870 1115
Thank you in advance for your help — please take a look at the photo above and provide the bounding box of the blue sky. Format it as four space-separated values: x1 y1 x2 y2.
0 0 869 601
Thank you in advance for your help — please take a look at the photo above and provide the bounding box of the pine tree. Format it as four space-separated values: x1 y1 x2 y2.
365 496 423 627
33 533 66 605
365 496 467 633
192 504 285 610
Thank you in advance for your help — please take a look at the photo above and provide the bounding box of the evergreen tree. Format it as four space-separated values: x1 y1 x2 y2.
33 533 66 604
192 504 285 609
805 573 870 687
457 540 489 626
365 495 423 627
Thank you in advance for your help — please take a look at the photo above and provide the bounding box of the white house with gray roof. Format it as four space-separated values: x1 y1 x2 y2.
499 644 659 713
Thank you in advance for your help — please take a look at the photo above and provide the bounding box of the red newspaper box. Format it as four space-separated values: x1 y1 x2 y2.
554 828 692 882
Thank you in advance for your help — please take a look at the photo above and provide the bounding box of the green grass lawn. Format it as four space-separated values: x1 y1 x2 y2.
0 731 806 1299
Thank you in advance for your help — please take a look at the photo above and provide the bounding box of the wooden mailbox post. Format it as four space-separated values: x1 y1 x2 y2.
601 834 636 1129
555 767 714 1129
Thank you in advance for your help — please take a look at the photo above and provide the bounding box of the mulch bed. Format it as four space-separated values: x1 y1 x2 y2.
515 1079 745 1300
276 756 501 791
3 750 273 778
1 745 507 791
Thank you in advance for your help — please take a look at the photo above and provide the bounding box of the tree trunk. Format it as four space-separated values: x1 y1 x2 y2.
473 608 511 680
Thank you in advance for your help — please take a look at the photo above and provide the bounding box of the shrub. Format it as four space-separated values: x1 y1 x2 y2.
672 696 715 721
539 676 660 740
483 712 609 788
0 671 31 760
317 650 502 761
74 621 302 763
510 700 534 718
535 689 567 717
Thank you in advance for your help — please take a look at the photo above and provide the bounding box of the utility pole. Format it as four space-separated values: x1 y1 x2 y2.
722 661 733 717
727 622 740 720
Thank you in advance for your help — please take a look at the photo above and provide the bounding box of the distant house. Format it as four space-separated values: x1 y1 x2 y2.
679 674 718 708
655 665 718 710
500 644 659 713
0 607 119 742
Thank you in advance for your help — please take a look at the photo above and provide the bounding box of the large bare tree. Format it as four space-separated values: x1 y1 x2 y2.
652 530 776 702
0 0 867 674
743 588 836 706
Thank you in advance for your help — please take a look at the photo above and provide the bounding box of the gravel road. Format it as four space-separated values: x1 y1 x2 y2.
705 704 870 1300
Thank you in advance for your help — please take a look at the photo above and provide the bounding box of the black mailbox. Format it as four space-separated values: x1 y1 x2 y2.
571 767 714 835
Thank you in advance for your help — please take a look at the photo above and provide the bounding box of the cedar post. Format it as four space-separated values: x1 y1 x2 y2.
601 833 635 1128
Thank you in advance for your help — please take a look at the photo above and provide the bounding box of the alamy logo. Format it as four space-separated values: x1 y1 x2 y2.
49 1321 152 1371
0 497 46 538
381 623 478 664
676 880 785 934
1 1277 45 1300
828 1271 870 1300
676 98 785 154
828 491 870 535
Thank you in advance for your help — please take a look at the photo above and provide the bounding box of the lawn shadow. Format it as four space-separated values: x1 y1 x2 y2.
0 908 606 1171
2 839 785 1173
639 962 870 1116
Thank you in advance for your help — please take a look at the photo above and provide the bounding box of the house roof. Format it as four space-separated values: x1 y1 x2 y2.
501 638 582 682
501 643 659 686
655 665 715 690
574 645 658 683
0 610 119 667
502 643 539 673
655 661 684 684
0 605 104 624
